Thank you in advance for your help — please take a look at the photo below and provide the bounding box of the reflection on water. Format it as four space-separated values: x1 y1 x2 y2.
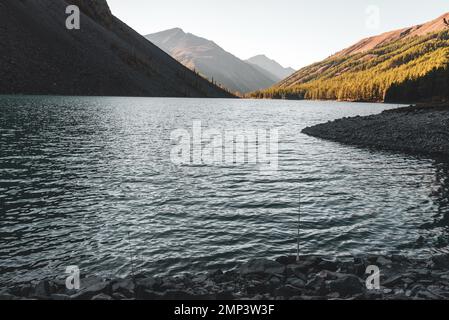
1 95 449 285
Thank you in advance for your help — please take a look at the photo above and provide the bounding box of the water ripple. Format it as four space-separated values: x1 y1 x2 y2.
1 96 449 285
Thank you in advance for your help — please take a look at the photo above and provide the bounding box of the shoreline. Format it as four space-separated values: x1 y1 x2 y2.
302 103 449 158
2 254 449 300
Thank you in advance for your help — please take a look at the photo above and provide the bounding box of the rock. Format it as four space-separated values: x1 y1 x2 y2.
432 254 449 269
203 280 215 288
327 292 341 299
409 268 430 278
274 285 302 298
402 278 414 286
409 284 425 296
112 292 128 300
33 280 50 298
69 277 111 300
112 278 135 297
247 282 271 295
207 269 223 278
216 291 235 300
353 262 366 277
305 276 327 295
364 290 384 299
192 274 208 283
328 275 364 296
91 293 113 300
285 265 307 281
3 254 445 300
376 256 392 266
12 284 33 297
394 289 405 295
135 277 159 294
240 259 285 276
416 290 441 300
286 277 306 288
436 271 449 280
276 256 297 265
318 259 338 271
296 256 323 273
317 270 340 281
216 270 237 283
338 261 357 274
268 276 282 287
391 255 408 263
383 274 403 287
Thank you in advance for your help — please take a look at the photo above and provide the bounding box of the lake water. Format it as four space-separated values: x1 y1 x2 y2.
1 95 449 285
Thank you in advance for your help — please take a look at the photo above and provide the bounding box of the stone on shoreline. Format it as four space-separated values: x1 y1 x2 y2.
328 274 364 296
239 259 285 276
2 254 449 300
302 104 449 157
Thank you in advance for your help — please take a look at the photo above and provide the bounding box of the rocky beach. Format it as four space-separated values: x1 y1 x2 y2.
2 254 449 300
302 103 449 157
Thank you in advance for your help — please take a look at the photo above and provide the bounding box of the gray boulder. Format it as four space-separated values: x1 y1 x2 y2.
275 285 303 297
240 259 285 276
328 275 364 296
69 276 111 300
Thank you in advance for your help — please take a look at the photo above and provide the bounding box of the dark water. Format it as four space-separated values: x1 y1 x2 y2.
1 95 449 285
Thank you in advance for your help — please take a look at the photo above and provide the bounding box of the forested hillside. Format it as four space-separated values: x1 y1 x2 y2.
251 20 449 103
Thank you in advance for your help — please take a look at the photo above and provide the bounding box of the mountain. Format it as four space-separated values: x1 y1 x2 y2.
336 13 449 57
146 28 277 94
0 0 233 98
246 55 295 80
251 13 449 103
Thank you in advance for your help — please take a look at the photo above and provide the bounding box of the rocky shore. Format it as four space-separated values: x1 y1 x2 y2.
302 103 449 157
2 254 449 300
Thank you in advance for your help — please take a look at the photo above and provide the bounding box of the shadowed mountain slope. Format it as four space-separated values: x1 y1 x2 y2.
0 0 233 98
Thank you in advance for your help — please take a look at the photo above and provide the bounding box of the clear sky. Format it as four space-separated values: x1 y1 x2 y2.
107 0 449 70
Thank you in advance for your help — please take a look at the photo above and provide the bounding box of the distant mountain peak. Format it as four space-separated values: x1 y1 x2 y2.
170 27 184 32
246 55 295 80
163 27 185 35
146 29 279 93
252 54 269 59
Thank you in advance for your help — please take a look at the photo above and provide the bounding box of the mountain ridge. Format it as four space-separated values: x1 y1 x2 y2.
0 0 233 98
251 12 449 103
146 28 279 94
246 54 295 80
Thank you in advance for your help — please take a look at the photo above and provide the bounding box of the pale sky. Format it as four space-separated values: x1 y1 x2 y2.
107 0 449 70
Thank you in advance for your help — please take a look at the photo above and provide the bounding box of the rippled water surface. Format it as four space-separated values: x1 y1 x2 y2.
1 96 449 285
